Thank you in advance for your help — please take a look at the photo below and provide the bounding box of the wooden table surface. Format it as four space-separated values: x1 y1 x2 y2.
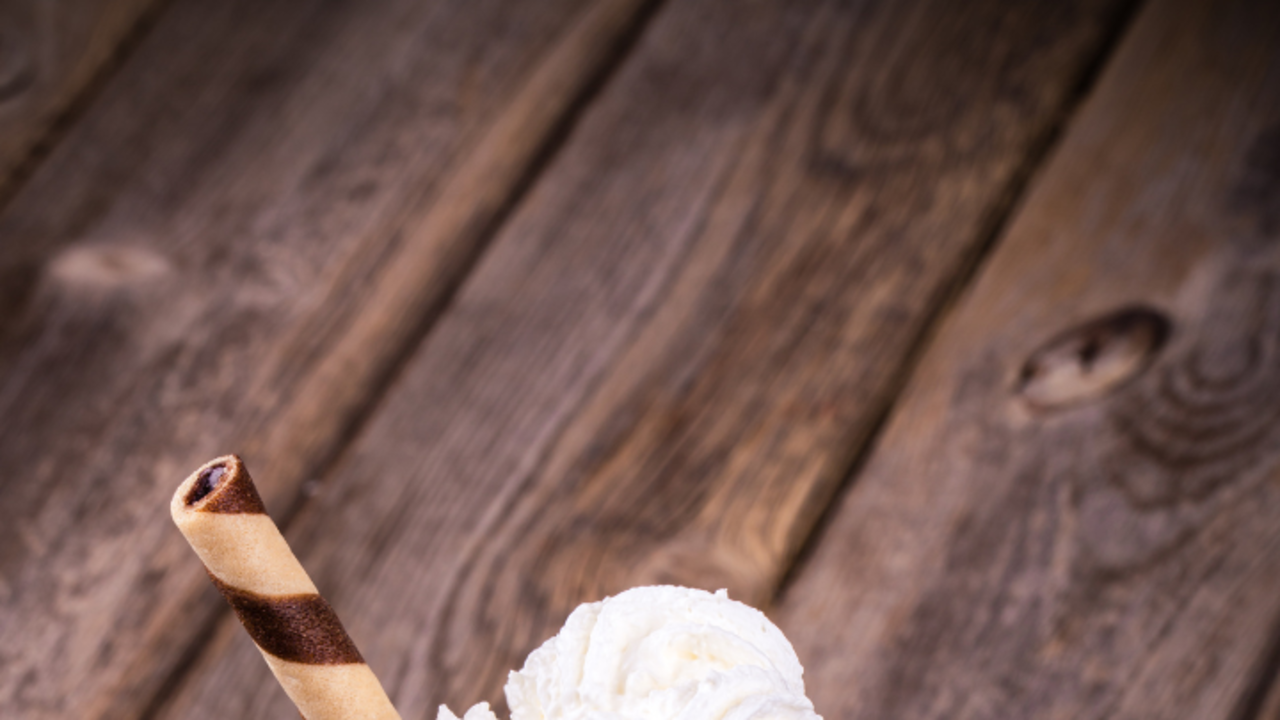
2 0 1279 717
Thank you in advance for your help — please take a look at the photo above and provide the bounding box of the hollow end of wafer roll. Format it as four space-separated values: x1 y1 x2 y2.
171 454 318 596
172 455 267 517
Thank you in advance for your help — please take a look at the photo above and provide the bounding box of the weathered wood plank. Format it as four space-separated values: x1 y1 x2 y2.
773 0 1280 717
153 0 1134 717
0 0 159 200
0 0 655 716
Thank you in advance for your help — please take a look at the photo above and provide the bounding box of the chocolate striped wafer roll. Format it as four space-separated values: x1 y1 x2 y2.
171 455 401 720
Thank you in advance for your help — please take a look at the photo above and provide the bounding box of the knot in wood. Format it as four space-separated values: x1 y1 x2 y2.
47 244 170 293
1017 306 1170 411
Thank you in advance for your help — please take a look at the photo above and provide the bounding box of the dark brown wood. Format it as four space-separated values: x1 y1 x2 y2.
0 0 159 200
151 0 1133 717
0 0 655 716
773 0 1280 717
1262 674 1280 720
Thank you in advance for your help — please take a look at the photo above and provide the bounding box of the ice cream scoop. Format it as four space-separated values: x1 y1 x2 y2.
439 585 822 720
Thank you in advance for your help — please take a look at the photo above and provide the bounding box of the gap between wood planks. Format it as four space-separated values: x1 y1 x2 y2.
773 0 1149 604
0 0 173 213
265 0 668 535
135 3 669 718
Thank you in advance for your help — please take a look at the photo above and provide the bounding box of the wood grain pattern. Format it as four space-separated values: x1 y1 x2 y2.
774 0 1280 717
0 0 655 716
0 0 160 200
152 0 1134 717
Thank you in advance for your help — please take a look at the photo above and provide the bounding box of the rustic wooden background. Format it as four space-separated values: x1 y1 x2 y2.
2 0 1279 717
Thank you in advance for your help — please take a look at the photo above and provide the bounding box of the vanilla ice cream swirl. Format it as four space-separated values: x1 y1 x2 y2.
439 586 822 720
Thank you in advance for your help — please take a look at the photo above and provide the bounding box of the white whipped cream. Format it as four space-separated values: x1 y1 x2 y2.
438 585 822 720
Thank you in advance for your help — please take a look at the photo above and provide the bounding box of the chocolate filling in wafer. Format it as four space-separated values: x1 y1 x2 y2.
210 576 365 664
185 459 268 514
186 465 225 504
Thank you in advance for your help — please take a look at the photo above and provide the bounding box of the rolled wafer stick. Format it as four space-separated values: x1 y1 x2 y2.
171 455 401 720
